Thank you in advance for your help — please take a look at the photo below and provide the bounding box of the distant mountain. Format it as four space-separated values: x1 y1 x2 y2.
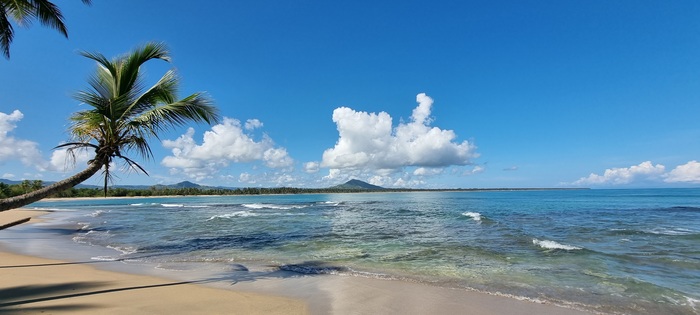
0 179 22 185
171 181 201 188
0 179 223 190
330 179 384 190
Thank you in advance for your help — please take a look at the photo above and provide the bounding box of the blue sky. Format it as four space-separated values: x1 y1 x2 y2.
1 1 700 188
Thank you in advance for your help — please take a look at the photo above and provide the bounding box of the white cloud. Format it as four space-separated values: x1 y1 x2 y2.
2 173 15 178
0 110 44 167
321 93 477 172
245 119 263 130
263 147 293 168
161 117 293 180
239 172 253 183
664 160 700 183
503 166 518 171
573 161 666 186
468 165 485 175
413 167 443 176
304 161 320 173
47 147 93 172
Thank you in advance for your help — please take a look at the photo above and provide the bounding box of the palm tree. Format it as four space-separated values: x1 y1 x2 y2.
1 0 91 59
0 42 220 211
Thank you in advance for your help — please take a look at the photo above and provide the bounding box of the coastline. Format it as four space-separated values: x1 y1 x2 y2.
0 209 594 315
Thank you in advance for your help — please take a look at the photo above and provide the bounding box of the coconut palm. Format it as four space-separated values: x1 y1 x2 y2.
1 0 91 59
0 42 220 211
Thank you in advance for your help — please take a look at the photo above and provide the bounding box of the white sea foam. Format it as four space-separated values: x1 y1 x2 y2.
533 239 582 251
687 297 699 311
647 227 696 236
130 203 143 206
91 256 119 261
206 211 259 220
86 210 107 217
242 203 306 210
107 245 138 255
462 212 482 221
163 204 186 208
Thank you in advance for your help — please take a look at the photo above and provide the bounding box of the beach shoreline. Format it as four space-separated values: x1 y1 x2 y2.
0 208 596 315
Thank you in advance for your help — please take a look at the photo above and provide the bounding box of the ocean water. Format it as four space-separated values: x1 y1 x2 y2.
25 189 700 314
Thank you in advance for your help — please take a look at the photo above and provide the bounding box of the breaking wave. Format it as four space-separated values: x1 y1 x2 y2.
533 239 582 251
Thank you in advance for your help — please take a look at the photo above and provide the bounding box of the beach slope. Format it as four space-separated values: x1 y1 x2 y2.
0 250 308 314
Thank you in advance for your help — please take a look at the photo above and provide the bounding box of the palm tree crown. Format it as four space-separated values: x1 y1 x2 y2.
61 41 220 192
0 0 91 59
0 42 219 211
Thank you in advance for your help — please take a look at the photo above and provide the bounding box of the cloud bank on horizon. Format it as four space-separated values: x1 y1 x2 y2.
158 93 479 187
0 110 91 176
1 92 700 188
572 161 700 186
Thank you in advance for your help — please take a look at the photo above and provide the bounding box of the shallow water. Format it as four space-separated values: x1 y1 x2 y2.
26 189 700 314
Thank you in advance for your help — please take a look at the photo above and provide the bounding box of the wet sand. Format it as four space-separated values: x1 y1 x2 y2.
0 209 592 315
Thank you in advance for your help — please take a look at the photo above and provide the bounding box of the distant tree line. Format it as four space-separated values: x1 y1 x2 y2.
0 180 584 200
0 181 391 199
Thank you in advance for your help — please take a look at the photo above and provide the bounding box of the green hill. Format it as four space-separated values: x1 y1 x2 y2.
330 179 384 190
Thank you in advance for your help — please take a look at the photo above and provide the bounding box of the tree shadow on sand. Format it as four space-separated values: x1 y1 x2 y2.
0 280 204 313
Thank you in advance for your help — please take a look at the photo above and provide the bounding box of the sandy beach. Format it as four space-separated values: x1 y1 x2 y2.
0 209 592 315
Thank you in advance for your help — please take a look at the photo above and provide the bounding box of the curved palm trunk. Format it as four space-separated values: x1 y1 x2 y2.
0 162 103 212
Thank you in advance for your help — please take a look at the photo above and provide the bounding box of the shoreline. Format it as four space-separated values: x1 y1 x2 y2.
0 209 594 315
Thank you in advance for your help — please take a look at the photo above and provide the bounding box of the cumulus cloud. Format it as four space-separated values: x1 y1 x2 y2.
245 119 263 130
0 110 44 167
304 161 320 173
664 160 700 183
239 172 253 183
321 93 477 172
46 147 93 172
161 117 293 180
413 167 443 176
573 161 666 185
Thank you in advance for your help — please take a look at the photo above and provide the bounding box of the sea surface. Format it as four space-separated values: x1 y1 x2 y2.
21 189 700 314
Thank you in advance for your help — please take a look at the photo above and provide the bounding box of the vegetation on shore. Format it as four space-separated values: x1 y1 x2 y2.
0 179 585 199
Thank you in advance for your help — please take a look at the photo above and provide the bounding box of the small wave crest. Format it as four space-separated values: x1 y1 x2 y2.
86 210 108 217
206 211 259 220
161 203 184 208
533 239 582 251
462 212 482 222
611 227 698 236
72 230 111 244
106 245 138 255
242 203 306 210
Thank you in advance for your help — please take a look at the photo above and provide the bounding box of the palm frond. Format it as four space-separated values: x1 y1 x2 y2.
132 93 219 133
122 70 178 120
32 0 68 37
4 0 34 26
79 51 118 79
0 11 13 58
54 142 99 150
118 42 170 96
116 154 149 175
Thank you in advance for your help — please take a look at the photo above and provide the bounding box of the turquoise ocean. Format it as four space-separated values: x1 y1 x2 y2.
21 189 700 314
